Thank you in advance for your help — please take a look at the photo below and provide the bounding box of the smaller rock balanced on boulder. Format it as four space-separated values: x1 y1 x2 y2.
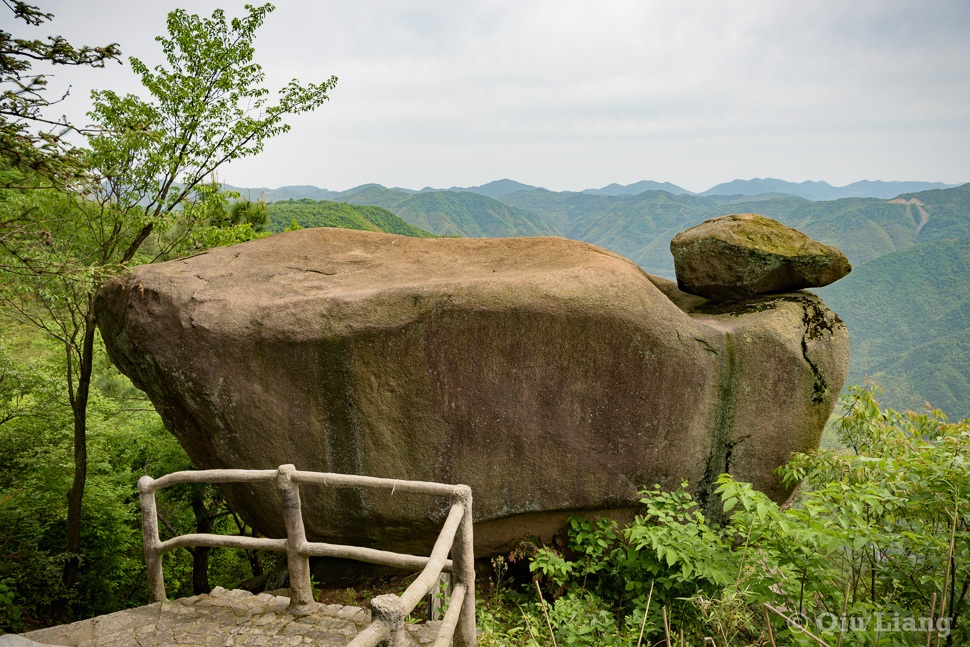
670 213 851 302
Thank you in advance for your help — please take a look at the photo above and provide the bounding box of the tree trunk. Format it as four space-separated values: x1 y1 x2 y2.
62 309 96 589
191 494 216 595
247 546 263 578
191 546 212 596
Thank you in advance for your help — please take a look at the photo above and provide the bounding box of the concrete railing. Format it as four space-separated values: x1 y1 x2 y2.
137 464 476 647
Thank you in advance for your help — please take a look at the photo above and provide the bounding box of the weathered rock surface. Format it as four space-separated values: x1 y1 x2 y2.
20 587 442 646
671 213 851 301
96 228 849 555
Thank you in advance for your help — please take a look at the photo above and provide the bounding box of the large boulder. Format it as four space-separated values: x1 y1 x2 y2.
671 213 851 301
96 228 849 555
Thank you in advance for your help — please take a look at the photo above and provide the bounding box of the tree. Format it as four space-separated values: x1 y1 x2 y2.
0 0 120 192
192 177 268 232
85 3 334 264
227 198 268 231
0 2 336 594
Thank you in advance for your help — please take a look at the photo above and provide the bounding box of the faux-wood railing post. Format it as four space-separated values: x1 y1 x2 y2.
452 485 477 647
276 464 314 610
137 475 166 603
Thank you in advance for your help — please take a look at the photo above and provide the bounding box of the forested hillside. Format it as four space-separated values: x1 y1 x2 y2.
817 237 970 420
265 199 434 237
333 188 556 238
500 189 718 275
388 191 556 237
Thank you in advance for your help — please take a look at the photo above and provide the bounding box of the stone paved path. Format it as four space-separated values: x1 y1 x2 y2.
16 587 442 646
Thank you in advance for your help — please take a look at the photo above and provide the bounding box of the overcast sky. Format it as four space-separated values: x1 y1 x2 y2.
23 0 970 193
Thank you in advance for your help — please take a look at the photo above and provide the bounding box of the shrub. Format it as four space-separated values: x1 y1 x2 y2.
490 383 969 646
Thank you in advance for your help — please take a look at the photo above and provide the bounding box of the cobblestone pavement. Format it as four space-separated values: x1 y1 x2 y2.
16 587 442 646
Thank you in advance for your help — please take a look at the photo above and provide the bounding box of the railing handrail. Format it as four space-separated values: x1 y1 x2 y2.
137 464 476 647
140 467 463 496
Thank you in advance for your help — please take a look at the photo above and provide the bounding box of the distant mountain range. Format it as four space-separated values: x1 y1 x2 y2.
255 179 970 421
229 178 960 203
700 178 959 201
582 180 693 196
430 178 538 199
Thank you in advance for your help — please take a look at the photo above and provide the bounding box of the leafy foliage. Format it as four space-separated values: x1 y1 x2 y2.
0 0 120 191
0 1 334 602
0 330 265 632
85 3 336 263
0 336 152 630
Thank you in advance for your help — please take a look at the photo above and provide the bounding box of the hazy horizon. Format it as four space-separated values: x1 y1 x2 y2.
222 177 964 196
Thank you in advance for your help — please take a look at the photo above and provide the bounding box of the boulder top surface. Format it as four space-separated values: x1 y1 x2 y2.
141 228 638 302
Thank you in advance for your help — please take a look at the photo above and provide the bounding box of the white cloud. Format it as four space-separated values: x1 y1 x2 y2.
19 0 970 191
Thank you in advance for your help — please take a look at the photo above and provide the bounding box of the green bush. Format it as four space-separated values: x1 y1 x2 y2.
483 383 968 646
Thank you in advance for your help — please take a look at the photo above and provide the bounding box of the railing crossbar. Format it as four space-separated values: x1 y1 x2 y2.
432 583 467 647
303 542 452 573
293 470 458 496
158 534 286 555
156 533 453 573
399 502 464 612
146 469 279 491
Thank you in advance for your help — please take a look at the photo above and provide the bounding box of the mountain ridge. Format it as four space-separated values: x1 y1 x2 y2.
227 178 962 203
582 180 693 196
701 178 958 201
